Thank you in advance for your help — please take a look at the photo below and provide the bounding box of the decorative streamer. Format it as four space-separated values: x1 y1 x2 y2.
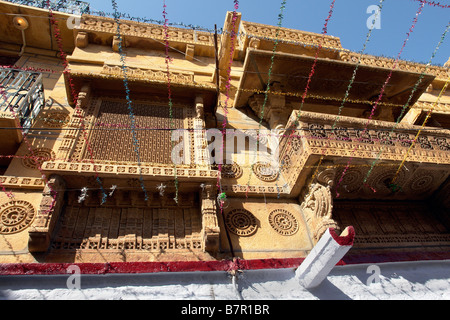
391 74 450 185
412 0 450 8
111 0 149 201
162 0 179 204
332 0 385 129
270 0 336 197
245 0 287 197
335 1 425 197
0 84 56 213
217 0 240 211
0 86 16 200
0 65 59 73
284 0 337 141
306 0 385 191
46 0 109 205
363 21 450 186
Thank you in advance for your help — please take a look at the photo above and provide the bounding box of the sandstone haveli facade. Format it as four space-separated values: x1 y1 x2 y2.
0 0 449 264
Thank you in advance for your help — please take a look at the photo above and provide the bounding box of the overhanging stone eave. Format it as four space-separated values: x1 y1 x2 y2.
234 48 435 109
64 71 218 107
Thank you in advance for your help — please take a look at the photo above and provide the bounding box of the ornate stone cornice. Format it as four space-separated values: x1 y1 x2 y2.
288 110 450 135
339 51 449 81
101 64 195 85
70 66 216 90
0 176 45 189
41 161 219 181
414 101 450 114
77 15 215 47
240 21 342 51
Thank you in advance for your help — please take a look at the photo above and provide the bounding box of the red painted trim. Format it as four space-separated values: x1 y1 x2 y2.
0 258 305 276
329 226 355 246
0 251 449 275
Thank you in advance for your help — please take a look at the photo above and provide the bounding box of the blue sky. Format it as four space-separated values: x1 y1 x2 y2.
87 0 450 66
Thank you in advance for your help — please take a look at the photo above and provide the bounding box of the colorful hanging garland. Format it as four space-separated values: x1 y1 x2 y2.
412 0 450 8
363 21 450 187
245 0 287 197
162 0 180 204
0 84 56 213
46 0 109 204
391 74 450 185
111 0 149 201
335 0 426 197
217 0 240 211
306 0 385 190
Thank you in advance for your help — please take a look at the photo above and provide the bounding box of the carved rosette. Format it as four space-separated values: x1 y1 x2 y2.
224 208 258 237
268 209 299 236
0 200 36 234
22 148 56 170
252 162 279 182
221 162 243 179
42 112 70 128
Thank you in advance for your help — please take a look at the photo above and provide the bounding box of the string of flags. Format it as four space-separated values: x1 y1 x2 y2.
0 0 449 206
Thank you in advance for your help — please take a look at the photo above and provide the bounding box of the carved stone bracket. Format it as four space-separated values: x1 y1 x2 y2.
75 31 89 48
76 82 92 110
28 175 66 252
248 83 291 130
300 166 339 243
200 184 219 254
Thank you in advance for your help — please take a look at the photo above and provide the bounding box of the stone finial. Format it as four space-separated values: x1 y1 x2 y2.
444 57 450 68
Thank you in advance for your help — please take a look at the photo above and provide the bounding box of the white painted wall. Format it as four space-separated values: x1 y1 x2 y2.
0 260 449 300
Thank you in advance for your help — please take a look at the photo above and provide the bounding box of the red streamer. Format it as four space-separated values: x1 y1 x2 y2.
335 1 426 197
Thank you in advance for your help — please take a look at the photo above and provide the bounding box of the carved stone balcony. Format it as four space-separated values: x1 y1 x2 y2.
280 110 450 200
279 111 450 248
73 14 216 58
0 68 44 163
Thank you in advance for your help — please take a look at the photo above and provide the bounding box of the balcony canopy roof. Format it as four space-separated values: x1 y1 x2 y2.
235 49 436 111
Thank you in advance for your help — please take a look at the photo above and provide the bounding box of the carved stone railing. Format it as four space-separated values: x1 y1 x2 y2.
76 15 215 47
240 21 343 51
280 111 450 199
413 101 450 114
0 68 45 134
0 176 45 189
41 161 219 180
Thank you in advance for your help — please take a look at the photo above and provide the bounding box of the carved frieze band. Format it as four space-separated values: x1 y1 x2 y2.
340 51 449 81
78 15 215 46
240 21 342 50
42 161 219 180
101 64 196 86
0 176 45 189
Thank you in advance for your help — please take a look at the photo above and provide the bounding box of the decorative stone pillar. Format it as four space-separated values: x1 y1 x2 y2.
300 167 340 244
57 82 91 160
76 82 92 110
28 175 66 252
200 184 220 254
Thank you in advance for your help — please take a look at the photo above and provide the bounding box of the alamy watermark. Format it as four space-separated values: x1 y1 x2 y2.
66 265 81 290
367 5 382 30
366 265 381 285
171 128 282 169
